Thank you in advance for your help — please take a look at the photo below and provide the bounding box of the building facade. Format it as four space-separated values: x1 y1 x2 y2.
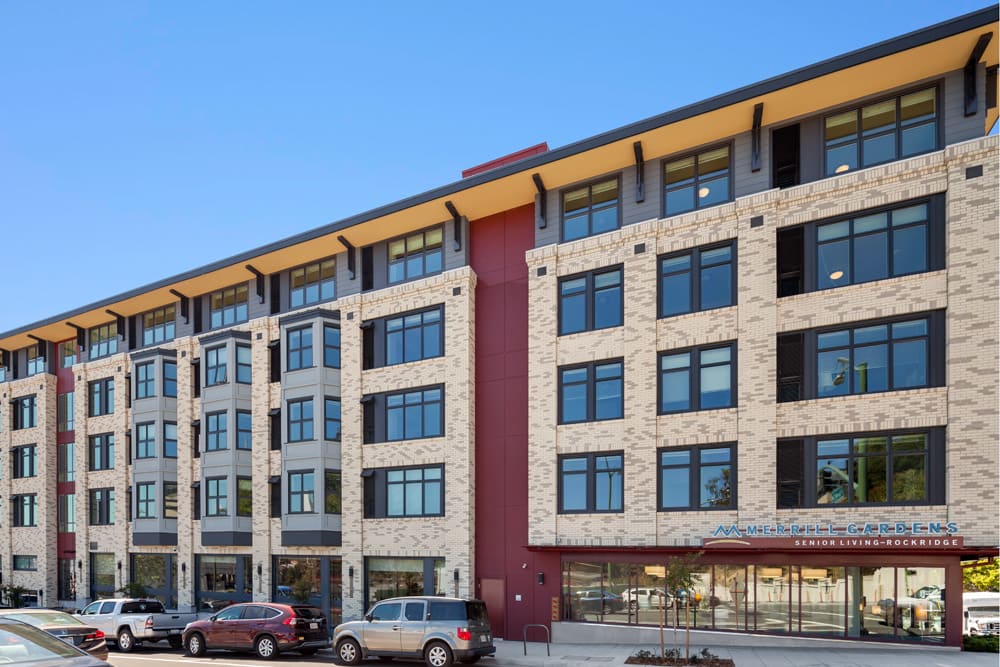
0 7 996 648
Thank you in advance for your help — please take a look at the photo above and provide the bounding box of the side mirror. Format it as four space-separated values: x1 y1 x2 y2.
964 611 970 619
209 616 217 622
365 614 373 622
74 610 82 615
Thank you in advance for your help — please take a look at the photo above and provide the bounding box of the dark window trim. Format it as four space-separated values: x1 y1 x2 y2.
556 451 625 515
204 345 228 386
383 304 444 367
660 141 734 217
657 342 738 414
205 410 229 451
286 397 315 443
135 421 157 459
386 224 445 285
657 240 737 319
559 174 622 243
288 256 338 309
286 325 315 372
557 358 624 424
235 343 252 384
384 384 445 442
363 463 445 519
12 444 37 479
88 378 115 417
324 396 342 442
323 323 342 369
88 433 115 471
236 476 253 517
557 265 624 336
88 487 115 526
287 469 316 515
135 360 156 399
12 494 38 527
205 476 228 517
135 481 157 519
656 442 737 511
324 469 342 515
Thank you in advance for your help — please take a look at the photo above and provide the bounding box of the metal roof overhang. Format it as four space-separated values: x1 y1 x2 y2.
1 8 996 351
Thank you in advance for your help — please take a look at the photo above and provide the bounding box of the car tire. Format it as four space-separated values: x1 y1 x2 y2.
298 648 318 656
335 638 362 665
167 636 183 650
186 633 207 657
117 628 136 653
424 641 454 667
255 635 279 660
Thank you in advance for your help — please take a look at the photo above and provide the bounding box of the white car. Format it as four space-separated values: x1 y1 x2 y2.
621 588 670 611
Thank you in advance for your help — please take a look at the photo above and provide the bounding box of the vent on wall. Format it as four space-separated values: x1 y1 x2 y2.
89 542 98 551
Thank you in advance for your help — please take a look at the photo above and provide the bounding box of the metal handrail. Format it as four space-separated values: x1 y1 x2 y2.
522 623 551 656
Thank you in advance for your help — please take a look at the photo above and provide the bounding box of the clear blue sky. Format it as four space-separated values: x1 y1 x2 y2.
0 1 993 333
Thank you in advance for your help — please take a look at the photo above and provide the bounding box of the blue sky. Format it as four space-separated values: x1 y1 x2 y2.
0 1 993 333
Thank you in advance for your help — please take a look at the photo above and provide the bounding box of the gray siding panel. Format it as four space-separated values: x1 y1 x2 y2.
337 249 361 299
733 129 771 199
622 162 660 226
944 65 987 145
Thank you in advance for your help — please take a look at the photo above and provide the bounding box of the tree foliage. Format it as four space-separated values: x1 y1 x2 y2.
964 561 999 592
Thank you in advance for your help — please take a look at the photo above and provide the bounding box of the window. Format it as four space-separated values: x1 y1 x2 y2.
558 453 623 513
136 482 156 519
236 411 252 450
59 341 77 368
12 445 37 478
387 387 443 441
88 434 114 471
164 422 178 457
387 466 442 517
205 346 227 386
13 555 37 570
58 443 75 482
164 482 178 518
136 422 156 458
89 488 115 525
135 362 155 398
163 361 177 397
206 411 228 451
559 360 623 424
562 177 620 242
388 227 443 284
12 395 38 430
386 307 442 366
663 145 731 216
288 471 315 513
88 378 114 417
142 305 176 345
26 344 44 377
287 327 313 371
825 87 937 176
236 344 252 383
89 323 118 359
237 477 252 517
324 470 342 514
324 325 341 368
290 258 336 308
287 398 314 442
12 495 37 527
777 429 944 508
659 242 735 317
205 478 228 516
659 343 735 413
209 284 249 328
658 444 735 510
559 267 623 335
324 398 341 441
58 494 75 532
57 392 74 432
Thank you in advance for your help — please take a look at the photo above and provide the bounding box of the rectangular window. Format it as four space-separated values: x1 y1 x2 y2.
324 397 341 441
206 411 228 451
388 227 443 284
559 360 623 424
287 398 314 442
288 471 315 513
163 361 177 397
136 422 156 458
12 495 37 527
658 444 736 510
386 465 443 517
89 323 118 359
659 343 735 413
12 445 37 478
236 344 252 383
89 488 115 525
164 422 178 458
26 344 45 377
59 341 77 368
13 555 37 570
324 325 341 368
659 242 735 317
163 482 178 518
663 145 731 216
136 482 156 519
205 346 227 386
386 387 443 441
58 494 75 532
58 443 75 482
825 87 937 176
88 434 115 471
287 327 313 371
142 305 176 345
559 267 623 335
12 395 38 430
558 453 623 513
205 477 228 516
324 470 342 514
88 378 114 417
290 258 336 308
135 361 155 399
386 307 442 365
236 411 252 450
236 477 253 517
209 284 249 329
57 392 74 432
562 177 620 242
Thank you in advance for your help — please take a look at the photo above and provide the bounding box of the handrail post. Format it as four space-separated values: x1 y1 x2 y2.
522 623 551 656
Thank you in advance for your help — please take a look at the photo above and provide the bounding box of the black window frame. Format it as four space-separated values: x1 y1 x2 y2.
57 391 74 432
385 386 443 442
557 451 624 515
205 477 228 517
12 444 37 479
12 555 37 570
141 305 176 346
387 226 444 285
236 344 252 384
163 481 178 519
286 326 314 371
164 422 178 458
662 143 733 217
658 342 737 414
558 359 624 424
209 284 249 329
560 176 621 243
135 481 156 519
88 488 115 526
12 395 37 430
657 443 737 511
205 411 228 451
557 266 624 336
385 306 443 366
88 378 115 417
658 241 736 318
89 322 119 360
236 476 253 517
289 257 336 308
324 469 342 515
135 421 156 459
88 433 115 471
205 346 227 386
324 397 341 441
163 361 178 397
236 411 252 450
12 494 37 527
287 397 314 443
385 465 444 518
287 470 315 514
135 361 155 399
363 464 444 519
25 344 45 377
324 324 341 368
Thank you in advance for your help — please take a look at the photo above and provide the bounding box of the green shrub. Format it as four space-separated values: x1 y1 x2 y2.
963 634 999 652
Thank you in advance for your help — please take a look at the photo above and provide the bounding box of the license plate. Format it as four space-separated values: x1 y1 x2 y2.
310 622 318 629
480 635 488 642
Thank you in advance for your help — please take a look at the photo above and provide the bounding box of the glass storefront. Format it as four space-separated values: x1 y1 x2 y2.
273 556 342 627
195 555 252 612
365 557 445 608
131 554 177 609
90 553 116 600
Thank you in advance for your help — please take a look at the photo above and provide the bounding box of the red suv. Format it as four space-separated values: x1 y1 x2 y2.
183 603 328 659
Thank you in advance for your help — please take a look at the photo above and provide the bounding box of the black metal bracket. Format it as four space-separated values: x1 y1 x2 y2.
169 289 190 324
445 201 463 252
105 309 126 339
66 321 87 349
965 33 993 117
245 264 265 304
751 102 764 172
337 235 356 280
633 141 645 203
532 173 547 229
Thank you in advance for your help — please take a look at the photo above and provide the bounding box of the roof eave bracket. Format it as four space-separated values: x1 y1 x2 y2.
532 173 547 230
337 235 356 280
633 141 645 203
965 32 993 117
444 201 463 252
751 102 764 172
245 264 266 304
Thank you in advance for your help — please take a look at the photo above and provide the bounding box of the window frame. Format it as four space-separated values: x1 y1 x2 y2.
557 265 624 336
289 257 336 309
89 322 119 360
88 488 115 526
387 226 444 285
287 326 314 371
324 397 341 442
287 398 315 443
558 359 624 424
88 433 115 471
12 444 37 479
135 482 156 519
236 476 253 517
658 241 737 318
661 143 734 217
323 325 341 368
13 555 37 571
385 386 444 442
657 342 737 414
12 395 38 430
205 477 228 517
385 306 443 366
657 443 737 511
59 341 77 368
142 305 176 346
135 361 156 399
324 469 342 515
88 378 115 417
287 470 315 514
236 344 252 384
163 481 178 518
236 411 252 450
135 422 157 459
57 392 74 432
560 175 622 243
205 411 228 451
12 494 37 527
164 422 178 458
163 361 178 397
205 346 227 386
557 451 625 515
25 344 45 377
209 284 250 329
385 464 444 518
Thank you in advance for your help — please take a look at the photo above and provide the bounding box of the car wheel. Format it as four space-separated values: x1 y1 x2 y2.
255 635 279 660
186 633 207 657
424 640 453 667
336 638 362 665
167 636 183 650
298 648 317 656
117 628 136 653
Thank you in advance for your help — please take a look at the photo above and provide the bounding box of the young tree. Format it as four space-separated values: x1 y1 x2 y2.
661 552 702 661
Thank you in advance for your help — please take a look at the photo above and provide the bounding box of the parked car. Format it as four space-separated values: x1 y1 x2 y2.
573 589 625 614
0 616 111 667
620 587 670 612
75 598 199 652
0 610 108 660
183 602 328 659
333 596 494 667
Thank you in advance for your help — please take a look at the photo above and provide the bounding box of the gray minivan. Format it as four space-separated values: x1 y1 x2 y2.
333 596 494 666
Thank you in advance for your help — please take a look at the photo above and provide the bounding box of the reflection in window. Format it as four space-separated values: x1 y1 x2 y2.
562 178 620 242
816 433 927 505
290 259 336 308
386 308 442 365
287 398 314 442
659 444 734 510
659 344 734 413
287 327 313 371
388 228 443 284
288 471 315 513
209 285 249 329
559 267 623 335
142 305 176 345
89 323 118 359
559 360 623 423
660 243 735 317
367 557 444 604
387 466 442 517
664 146 731 216
559 452 623 514
817 318 928 397
386 388 443 441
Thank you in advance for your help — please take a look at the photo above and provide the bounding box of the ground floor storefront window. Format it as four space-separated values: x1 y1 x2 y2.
195 554 252 611
273 556 342 627
365 557 445 608
90 553 116 600
131 554 178 608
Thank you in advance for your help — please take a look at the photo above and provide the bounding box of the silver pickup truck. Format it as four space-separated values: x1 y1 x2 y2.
75 598 200 652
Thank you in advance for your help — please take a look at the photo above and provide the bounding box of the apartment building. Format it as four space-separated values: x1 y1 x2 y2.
0 7 996 648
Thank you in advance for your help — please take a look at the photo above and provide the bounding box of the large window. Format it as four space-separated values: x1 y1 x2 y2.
206 411 228 451
205 346 227 386
324 325 341 368
388 228 443 284
164 423 178 457
58 443 75 482
386 307 442 365
89 323 118 359
659 343 735 413
659 242 735 317
777 429 944 508
236 411 252 450
288 471 315 513
12 445 37 479
387 466 443 517
164 482 178 518
325 470 342 514
163 361 177 397
236 345 252 383
12 395 37 430
57 392 74 432
12 495 37 527
136 482 156 519
559 452 623 514
386 387 443 441
659 444 735 510
287 398 314 442
89 488 115 525
205 478 228 516
825 87 937 176
663 145 731 216
135 362 155 399
13 555 37 570
559 267 623 335
237 477 252 517
136 422 156 458
88 378 115 416
88 434 114 471
324 397 341 441
209 285 249 328
26 344 45 377
142 305 176 345
59 341 77 368
562 177 620 242
287 327 313 371
290 258 336 308
559 360 623 424
58 494 75 533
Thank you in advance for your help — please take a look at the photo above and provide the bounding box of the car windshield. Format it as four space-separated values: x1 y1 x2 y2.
4 612 84 627
121 601 165 614
465 602 488 623
0 622 86 661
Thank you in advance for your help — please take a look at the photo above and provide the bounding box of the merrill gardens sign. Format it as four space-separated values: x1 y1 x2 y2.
704 522 964 550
